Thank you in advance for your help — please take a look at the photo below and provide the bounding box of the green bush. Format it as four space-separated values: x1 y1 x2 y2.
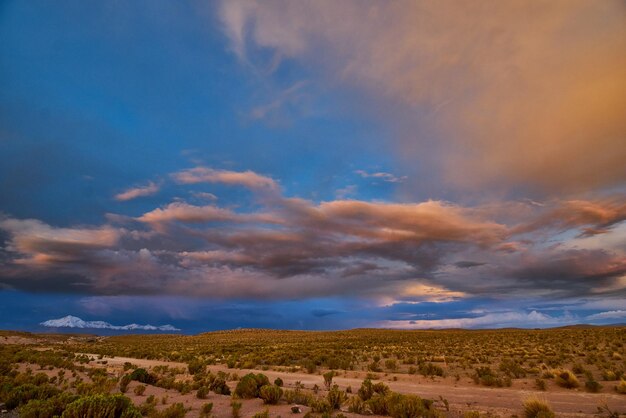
129 368 156 385
327 385 346 409
5 383 60 409
367 393 389 415
585 379 602 393
196 386 209 399
358 378 373 401
201 402 213 415
252 409 270 418
388 394 435 418
209 376 230 395
119 375 132 393
188 359 205 375
274 377 283 387
234 373 269 398
152 403 187 418
347 396 368 414
61 394 141 418
323 371 334 390
19 393 79 418
133 385 146 396
259 384 283 404
310 397 332 414
231 400 242 418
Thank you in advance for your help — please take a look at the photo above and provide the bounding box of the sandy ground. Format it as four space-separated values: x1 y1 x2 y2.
81 354 626 417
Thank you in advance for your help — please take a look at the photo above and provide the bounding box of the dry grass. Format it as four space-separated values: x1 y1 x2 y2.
523 396 555 418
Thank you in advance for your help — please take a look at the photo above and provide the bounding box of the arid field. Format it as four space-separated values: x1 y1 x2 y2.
1 327 625 418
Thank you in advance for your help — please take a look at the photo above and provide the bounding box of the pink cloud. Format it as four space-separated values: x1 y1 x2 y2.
172 167 279 191
114 182 160 201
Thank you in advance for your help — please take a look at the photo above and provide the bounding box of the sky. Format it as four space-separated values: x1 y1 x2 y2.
0 0 625 333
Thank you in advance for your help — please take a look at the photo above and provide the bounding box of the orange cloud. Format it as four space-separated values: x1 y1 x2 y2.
172 167 279 191
220 0 626 192
137 202 240 225
0 218 120 266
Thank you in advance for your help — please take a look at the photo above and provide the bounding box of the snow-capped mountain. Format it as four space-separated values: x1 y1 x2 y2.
40 315 179 331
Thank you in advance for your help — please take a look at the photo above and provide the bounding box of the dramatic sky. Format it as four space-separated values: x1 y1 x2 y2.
1 1 625 332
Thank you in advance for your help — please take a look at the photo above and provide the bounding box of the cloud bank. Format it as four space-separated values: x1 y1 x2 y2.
1 167 623 309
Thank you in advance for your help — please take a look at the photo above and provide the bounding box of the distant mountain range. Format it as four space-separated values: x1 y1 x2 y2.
40 315 180 331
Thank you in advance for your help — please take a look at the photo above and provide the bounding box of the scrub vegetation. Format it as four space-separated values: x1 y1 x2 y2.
0 327 624 417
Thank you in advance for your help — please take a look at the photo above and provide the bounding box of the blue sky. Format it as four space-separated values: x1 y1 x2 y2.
1 1 625 333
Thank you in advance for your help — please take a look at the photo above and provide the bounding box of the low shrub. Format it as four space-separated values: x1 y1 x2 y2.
252 409 270 418
231 400 242 418
129 368 156 385
347 396 369 414
60 394 141 418
200 402 213 416
310 397 332 414
585 379 602 393
234 373 269 399
535 378 546 391
152 403 186 418
19 393 79 418
259 384 283 404
554 369 579 389
522 396 555 418
388 393 436 418
208 376 230 395
197 386 209 399
327 385 346 409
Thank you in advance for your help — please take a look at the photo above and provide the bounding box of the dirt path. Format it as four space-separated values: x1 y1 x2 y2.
85 354 626 417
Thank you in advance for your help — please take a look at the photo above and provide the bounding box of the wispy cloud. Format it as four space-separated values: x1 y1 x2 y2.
355 170 406 183
115 182 160 201
249 80 309 122
219 0 626 193
172 167 279 192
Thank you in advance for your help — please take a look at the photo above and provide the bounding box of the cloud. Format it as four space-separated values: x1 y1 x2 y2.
378 310 572 329
172 167 279 192
0 218 120 267
219 0 626 193
249 80 310 124
586 310 626 321
115 182 160 201
355 170 406 183
515 198 626 236
335 185 357 199
454 261 486 269
0 170 624 303
137 202 241 225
